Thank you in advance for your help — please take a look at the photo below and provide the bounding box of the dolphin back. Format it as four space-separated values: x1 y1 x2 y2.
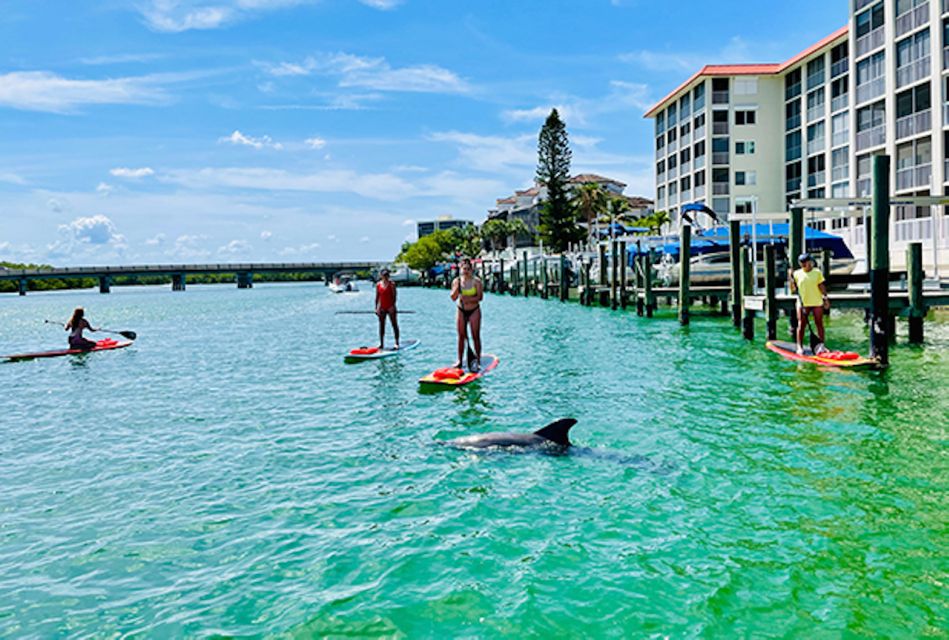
533 418 577 446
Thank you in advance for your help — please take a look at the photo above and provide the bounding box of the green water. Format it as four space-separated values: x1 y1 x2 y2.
1 284 947 637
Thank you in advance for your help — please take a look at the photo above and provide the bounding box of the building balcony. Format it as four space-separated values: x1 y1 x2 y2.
712 122 729 135
807 72 825 90
807 105 825 122
896 1 929 38
896 56 931 89
656 146 665 159
694 125 706 139
895 163 932 190
694 184 706 198
831 59 849 78
680 189 692 202
831 131 849 147
694 154 706 169
694 97 706 111
668 165 678 179
894 217 934 243
855 27 885 58
831 93 849 113
712 91 729 104
855 77 885 105
856 125 886 151
857 177 871 196
896 109 931 140
832 165 849 182
680 160 691 174
786 146 802 162
785 83 802 101
712 152 730 165
786 177 802 192
807 138 826 156
712 183 729 195
786 115 801 131
807 171 826 188
667 138 678 153
656 171 666 183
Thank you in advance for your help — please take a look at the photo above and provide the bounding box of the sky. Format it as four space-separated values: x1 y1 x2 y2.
0 0 847 265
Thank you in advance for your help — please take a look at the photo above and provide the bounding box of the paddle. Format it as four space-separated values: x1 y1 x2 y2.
789 286 823 354
45 320 137 341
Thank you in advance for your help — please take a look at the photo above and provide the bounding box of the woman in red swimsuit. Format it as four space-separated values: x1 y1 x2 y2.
375 268 400 349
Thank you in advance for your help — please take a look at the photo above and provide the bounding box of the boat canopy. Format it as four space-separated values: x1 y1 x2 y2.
626 223 854 260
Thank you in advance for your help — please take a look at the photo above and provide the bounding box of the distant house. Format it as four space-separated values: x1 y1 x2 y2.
486 174 654 246
417 216 474 238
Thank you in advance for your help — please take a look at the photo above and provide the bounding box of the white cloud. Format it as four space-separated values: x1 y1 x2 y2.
262 52 470 94
79 53 165 65
218 239 251 254
169 234 210 259
500 81 652 127
47 198 66 213
48 214 127 258
428 131 536 174
0 71 168 113
0 172 26 185
110 167 155 179
96 182 114 196
140 1 395 33
260 230 273 241
401 218 415 226
160 166 416 200
619 36 753 73
327 234 337 242
279 242 321 256
304 136 326 149
145 233 166 246
359 236 370 243
358 0 400 8
218 130 283 150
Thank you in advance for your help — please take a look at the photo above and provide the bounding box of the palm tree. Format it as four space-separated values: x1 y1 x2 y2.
480 219 509 253
571 183 609 238
505 218 531 248
649 209 671 235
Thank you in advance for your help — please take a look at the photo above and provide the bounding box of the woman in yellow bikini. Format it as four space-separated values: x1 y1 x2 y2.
449 257 483 372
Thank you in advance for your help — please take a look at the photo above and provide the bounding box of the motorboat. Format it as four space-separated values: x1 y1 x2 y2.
328 273 359 293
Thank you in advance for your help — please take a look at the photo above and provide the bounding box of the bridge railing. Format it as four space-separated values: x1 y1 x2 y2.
0 262 386 279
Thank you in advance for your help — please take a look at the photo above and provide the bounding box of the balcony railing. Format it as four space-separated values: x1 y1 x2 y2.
831 130 849 147
694 125 706 139
856 124 886 151
895 163 931 190
694 184 706 198
855 77 885 104
668 165 678 179
786 177 802 192
786 146 802 162
712 183 730 195
894 217 933 242
896 56 930 89
712 122 729 135
896 2 929 38
832 164 849 182
831 58 849 78
694 154 706 169
656 171 666 184
680 160 691 174
712 152 729 165
680 189 692 202
807 72 825 90
694 97 706 110
807 105 825 121
896 109 931 140
712 91 729 104
807 171 826 188
786 114 801 130
807 138 826 155
831 93 849 113
785 83 802 101
855 27 885 58
667 138 678 153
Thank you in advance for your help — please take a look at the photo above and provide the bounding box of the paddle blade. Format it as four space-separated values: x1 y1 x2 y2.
808 329 821 352
118 330 137 340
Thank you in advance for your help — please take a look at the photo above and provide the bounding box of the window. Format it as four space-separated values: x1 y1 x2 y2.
831 76 849 111
831 112 850 146
734 78 758 95
712 78 729 91
680 175 691 191
693 82 706 108
896 29 930 69
657 186 665 201
695 170 706 186
785 68 802 101
808 154 826 175
712 137 729 153
857 101 886 131
897 0 927 14
668 154 678 170
693 113 706 130
680 121 691 137
735 198 755 214
656 113 665 135
679 93 691 117
668 103 677 126
694 140 706 157
669 181 677 196
808 121 826 145
735 141 756 154
712 198 730 215
807 56 825 88
735 110 757 125
680 147 691 163
667 128 677 143
657 159 665 174
786 100 802 130
896 82 931 118
786 161 802 192
806 87 825 120
712 168 729 183
786 130 802 161
735 171 757 186
855 3 884 39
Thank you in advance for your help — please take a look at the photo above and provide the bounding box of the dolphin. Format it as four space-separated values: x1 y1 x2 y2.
446 418 577 450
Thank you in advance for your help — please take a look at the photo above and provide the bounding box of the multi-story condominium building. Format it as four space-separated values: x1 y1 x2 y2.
417 216 473 238
645 0 949 273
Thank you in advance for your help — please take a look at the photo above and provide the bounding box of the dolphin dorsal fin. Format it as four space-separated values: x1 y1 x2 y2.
534 418 577 446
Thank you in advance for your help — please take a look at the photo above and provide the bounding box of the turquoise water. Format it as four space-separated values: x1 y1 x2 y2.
1 283 947 637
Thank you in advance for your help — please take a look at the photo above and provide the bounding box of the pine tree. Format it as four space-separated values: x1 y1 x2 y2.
536 109 582 252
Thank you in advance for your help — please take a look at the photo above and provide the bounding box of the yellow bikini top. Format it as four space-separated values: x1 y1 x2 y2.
460 279 477 296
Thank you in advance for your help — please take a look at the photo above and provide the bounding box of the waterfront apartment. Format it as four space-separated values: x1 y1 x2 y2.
487 174 653 247
416 216 474 238
645 0 949 273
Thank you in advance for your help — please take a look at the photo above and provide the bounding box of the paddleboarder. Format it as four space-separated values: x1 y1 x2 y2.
790 253 830 354
375 268 400 350
65 307 98 350
450 257 483 372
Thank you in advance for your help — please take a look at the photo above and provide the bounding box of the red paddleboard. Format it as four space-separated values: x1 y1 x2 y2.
765 340 878 370
344 339 420 363
3 338 133 362
419 354 499 387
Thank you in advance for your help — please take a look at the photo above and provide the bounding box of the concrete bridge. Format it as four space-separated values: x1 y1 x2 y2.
0 262 385 295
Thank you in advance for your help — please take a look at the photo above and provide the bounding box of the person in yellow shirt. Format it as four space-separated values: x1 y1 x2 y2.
790 253 830 354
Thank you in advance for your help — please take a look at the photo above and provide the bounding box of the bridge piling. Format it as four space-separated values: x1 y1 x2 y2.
237 272 253 289
172 274 186 292
99 276 111 294
18 278 27 296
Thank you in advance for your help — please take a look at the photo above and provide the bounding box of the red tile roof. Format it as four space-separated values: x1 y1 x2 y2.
496 196 516 204
643 25 848 118
569 173 627 187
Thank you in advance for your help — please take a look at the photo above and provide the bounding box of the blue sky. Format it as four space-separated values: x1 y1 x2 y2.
0 0 847 265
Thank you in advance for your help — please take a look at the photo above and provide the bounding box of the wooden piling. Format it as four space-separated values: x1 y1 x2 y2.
729 219 741 327
907 242 924 344
869 155 890 365
764 244 777 340
498 258 505 294
598 243 607 286
740 246 755 339
619 241 627 309
644 252 654 318
635 256 645 316
583 260 593 305
788 207 804 337
610 241 618 309
678 224 691 325
559 254 568 302
541 257 549 299
522 251 530 297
